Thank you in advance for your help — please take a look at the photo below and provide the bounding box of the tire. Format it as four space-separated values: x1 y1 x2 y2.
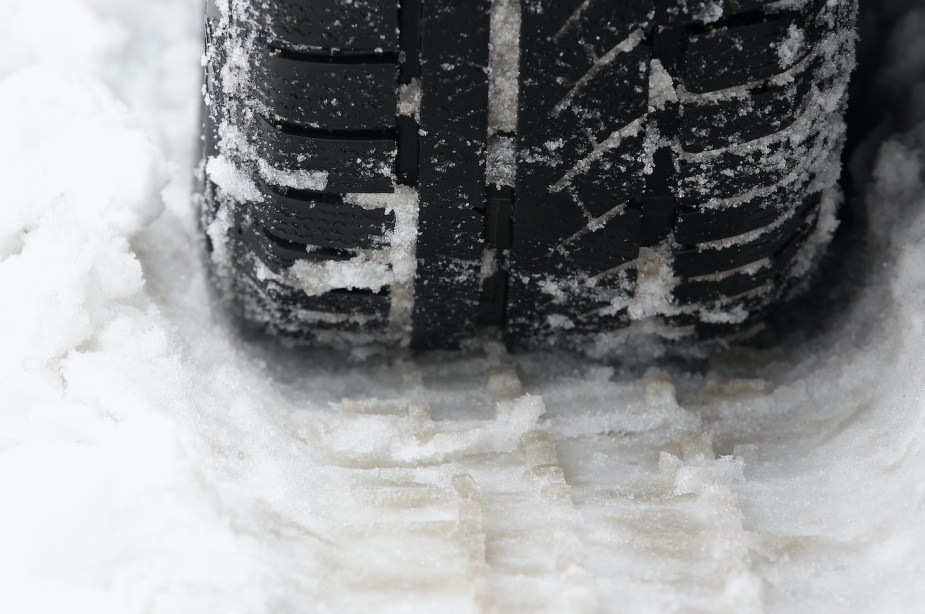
199 0 857 353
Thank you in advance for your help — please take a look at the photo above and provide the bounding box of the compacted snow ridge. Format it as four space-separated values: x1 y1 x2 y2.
2 0 925 612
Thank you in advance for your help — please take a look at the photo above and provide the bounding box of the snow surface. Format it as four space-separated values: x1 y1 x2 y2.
2 0 925 612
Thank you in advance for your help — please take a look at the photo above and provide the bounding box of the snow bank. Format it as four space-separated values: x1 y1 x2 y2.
1 0 924 612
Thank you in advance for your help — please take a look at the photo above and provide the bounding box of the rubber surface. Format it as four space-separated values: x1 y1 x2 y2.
507 0 855 349
200 0 857 352
202 0 409 345
411 0 491 348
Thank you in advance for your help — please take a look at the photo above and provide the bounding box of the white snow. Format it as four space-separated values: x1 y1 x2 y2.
622 246 678 321
486 134 517 187
691 1 724 24
777 24 806 70
647 58 678 111
206 155 264 202
255 160 329 192
488 0 521 135
398 78 421 120
2 0 925 613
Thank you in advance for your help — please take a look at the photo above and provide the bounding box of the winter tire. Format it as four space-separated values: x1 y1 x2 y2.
199 0 857 352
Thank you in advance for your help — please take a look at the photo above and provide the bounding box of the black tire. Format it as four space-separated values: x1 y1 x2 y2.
199 0 857 352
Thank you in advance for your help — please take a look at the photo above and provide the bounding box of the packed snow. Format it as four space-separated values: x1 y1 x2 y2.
1 0 925 612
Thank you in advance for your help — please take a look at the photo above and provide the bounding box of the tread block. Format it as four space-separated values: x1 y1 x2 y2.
261 0 398 51
667 304 772 337
509 0 654 344
686 1 770 21
526 45 650 168
521 0 652 97
243 224 356 275
411 0 491 348
679 78 809 153
240 274 390 336
567 134 648 218
416 134 489 259
256 52 397 131
563 209 642 275
674 185 806 245
545 308 632 336
673 267 775 305
683 14 805 93
671 191 819 277
411 257 482 347
519 26 649 137
687 0 817 23
677 128 827 204
252 183 394 250
254 274 391 318
255 117 396 193
673 208 818 306
509 190 594 266
506 270 637 345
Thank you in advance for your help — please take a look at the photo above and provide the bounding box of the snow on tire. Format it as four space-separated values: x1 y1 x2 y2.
199 0 857 353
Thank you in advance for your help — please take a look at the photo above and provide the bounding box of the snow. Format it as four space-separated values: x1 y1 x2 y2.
254 160 328 192
486 135 517 187
206 155 263 202
777 24 806 69
1 0 925 612
488 0 521 135
647 59 678 111
398 78 421 120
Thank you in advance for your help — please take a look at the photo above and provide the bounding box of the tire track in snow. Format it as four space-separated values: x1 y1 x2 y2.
292 341 597 612
480 353 598 613
545 372 765 611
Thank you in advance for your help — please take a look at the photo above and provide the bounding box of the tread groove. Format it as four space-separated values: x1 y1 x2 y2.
268 46 399 64
261 228 358 262
262 116 397 142
686 8 800 35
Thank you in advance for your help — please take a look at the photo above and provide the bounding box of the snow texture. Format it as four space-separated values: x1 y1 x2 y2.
488 0 521 135
2 0 925 613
